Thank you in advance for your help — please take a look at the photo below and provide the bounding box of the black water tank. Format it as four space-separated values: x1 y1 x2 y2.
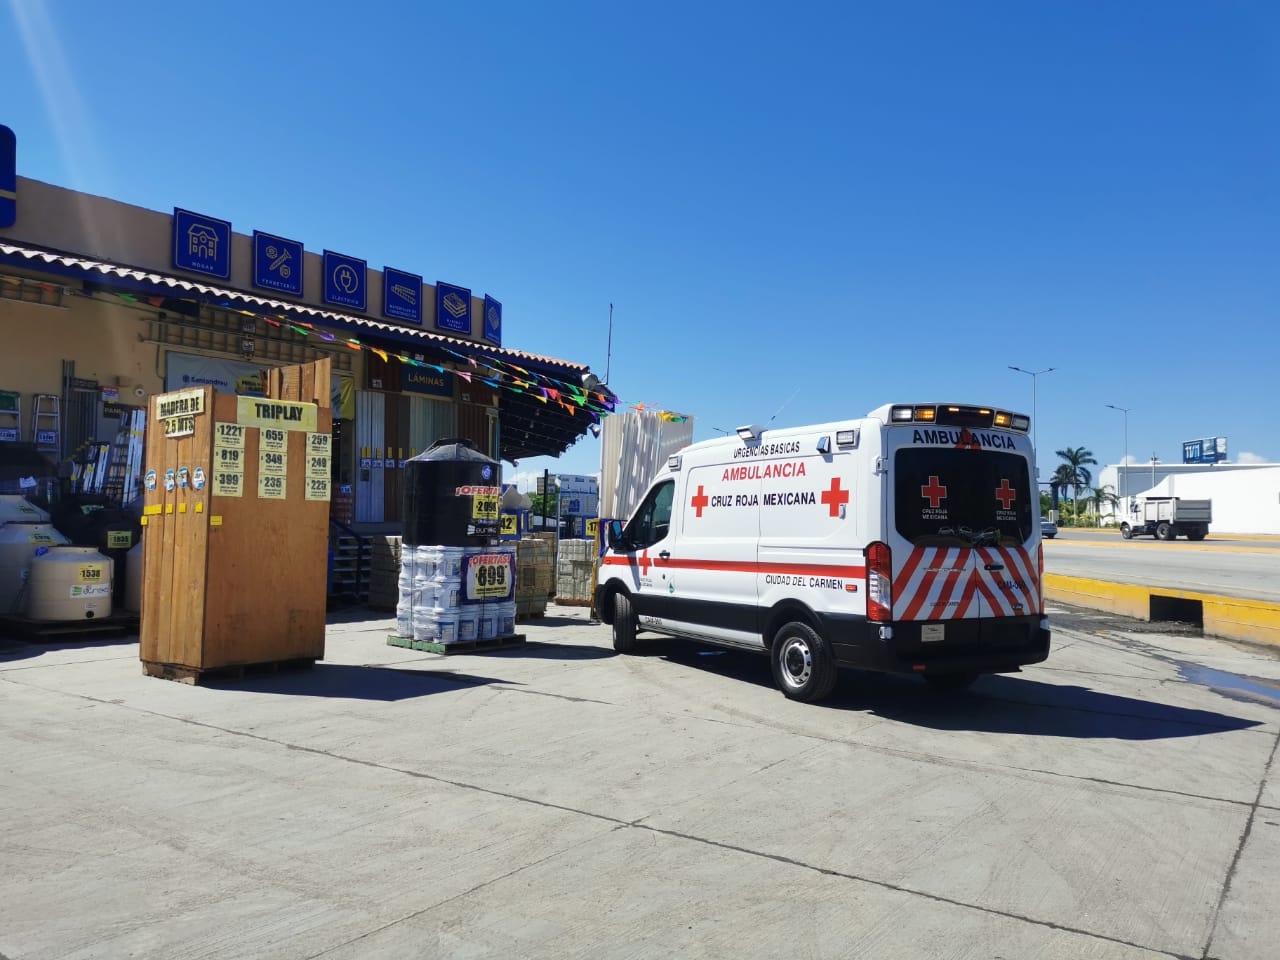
402 439 501 547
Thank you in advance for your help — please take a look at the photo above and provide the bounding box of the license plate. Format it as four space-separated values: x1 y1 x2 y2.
921 624 945 643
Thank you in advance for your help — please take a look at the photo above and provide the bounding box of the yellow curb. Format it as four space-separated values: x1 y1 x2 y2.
1046 539 1278 556
1044 573 1280 647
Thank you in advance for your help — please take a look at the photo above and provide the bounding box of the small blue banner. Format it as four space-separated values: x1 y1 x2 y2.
323 250 367 311
383 267 423 324
435 281 472 334
401 365 454 397
252 231 303 296
173 208 232 279
483 294 502 346
0 124 15 229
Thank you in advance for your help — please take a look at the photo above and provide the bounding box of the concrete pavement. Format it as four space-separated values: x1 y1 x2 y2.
2 604 1278 959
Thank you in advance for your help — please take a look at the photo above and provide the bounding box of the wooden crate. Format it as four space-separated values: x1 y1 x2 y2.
139 360 333 678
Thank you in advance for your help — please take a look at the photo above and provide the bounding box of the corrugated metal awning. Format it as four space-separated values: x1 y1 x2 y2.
0 241 588 375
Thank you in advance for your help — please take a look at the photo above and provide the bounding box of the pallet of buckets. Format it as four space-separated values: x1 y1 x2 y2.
391 544 522 652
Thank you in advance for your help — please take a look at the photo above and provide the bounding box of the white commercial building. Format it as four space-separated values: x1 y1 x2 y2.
1097 462 1280 535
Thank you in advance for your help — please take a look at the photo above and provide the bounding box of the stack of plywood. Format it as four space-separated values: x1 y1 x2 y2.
367 535 402 611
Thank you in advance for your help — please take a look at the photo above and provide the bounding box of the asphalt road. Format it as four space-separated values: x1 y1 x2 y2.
2 604 1279 959
1045 530 1280 604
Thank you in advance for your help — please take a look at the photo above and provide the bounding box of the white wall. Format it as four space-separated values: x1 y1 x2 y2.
1098 463 1280 535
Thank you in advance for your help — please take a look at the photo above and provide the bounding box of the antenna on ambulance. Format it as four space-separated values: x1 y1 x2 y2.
766 386 803 428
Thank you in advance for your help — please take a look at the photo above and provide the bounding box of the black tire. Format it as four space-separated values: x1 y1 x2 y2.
1187 528 1207 542
1156 522 1173 541
770 621 838 703
612 593 638 653
1045 533 1055 539
1121 524 1133 540
924 672 980 692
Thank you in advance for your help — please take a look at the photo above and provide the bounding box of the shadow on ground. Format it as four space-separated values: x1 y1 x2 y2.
635 639 1263 740
209 662 518 701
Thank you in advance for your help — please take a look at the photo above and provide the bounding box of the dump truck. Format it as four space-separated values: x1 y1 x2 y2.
1120 496 1211 541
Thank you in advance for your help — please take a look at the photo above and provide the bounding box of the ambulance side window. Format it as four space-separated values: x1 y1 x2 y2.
628 480 675 548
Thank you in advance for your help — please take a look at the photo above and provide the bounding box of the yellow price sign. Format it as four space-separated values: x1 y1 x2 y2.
500 514 518 536
106 530 133 550
586 518 599 538
472 494 500 521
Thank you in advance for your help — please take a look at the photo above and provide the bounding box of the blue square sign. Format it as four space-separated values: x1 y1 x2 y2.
383 267 423 324
435 281 472 334
483 294 502 346
253 231 304 296
173 208 232 279
323 251 367 311
0 124 15 229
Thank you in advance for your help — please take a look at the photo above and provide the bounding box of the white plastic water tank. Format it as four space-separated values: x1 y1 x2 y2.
0 522 71 616
26 546 114 621
0 496 50 525
124 541 143 614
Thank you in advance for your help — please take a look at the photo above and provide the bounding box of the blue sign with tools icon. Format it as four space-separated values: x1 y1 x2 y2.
173 208 232 279
383 267 423 324
253 231 304 296
323 250 367 311
435 281 472 334
483 295 502 346
0 124 15 228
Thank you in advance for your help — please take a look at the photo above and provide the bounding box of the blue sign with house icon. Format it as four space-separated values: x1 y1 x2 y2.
252 231 303 296
172 208 232 279
483 295 502 346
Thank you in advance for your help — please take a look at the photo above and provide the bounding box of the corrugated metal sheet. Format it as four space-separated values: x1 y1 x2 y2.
355 390 384 523
599 410 695 520
409 396 457 456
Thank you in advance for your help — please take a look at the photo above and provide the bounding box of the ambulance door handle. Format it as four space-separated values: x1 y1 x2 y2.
659 551 671 560
984 562 1004 571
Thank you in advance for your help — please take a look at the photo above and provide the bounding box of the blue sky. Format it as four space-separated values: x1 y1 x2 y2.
4 0 1277 491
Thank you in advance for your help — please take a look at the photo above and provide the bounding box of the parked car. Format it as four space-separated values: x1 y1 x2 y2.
1040 517 1058 539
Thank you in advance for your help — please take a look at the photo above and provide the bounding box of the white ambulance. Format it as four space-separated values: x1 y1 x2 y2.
597 402 1050 703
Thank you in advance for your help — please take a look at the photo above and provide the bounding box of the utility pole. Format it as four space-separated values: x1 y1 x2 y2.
1008 365 1056 455
1105 404 1131 515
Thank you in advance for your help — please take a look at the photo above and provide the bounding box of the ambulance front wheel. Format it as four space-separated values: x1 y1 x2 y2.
612 593 638 653
771 621 838 703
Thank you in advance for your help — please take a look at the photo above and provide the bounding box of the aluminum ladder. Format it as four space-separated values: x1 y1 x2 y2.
32 393 60 453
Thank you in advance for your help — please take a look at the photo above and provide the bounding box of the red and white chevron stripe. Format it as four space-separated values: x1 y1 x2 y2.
893 545 1040 621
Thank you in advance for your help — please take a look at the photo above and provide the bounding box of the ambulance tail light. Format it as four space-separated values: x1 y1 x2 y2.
1037 541 1045 614
866 541 892 622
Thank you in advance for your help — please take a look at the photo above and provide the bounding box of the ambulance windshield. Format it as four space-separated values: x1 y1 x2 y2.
893 449 1034 546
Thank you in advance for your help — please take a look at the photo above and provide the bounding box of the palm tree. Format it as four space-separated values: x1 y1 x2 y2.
1082 484 1120 525
1050 464 1076 524
1054 446 1098 525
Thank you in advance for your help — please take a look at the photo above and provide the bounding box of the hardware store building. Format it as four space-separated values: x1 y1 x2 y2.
0 162 610 526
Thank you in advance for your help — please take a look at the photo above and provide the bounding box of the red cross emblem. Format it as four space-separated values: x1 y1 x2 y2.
995 478 1016 509
820 477 850 517
638 549 652 575
690 484 709 518
954 428 981 450
921 476 948 508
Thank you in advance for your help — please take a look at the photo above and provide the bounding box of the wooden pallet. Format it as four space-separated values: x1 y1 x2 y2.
141 657 316 685
0 614 139 643
553 597 593 608
386 634 527 655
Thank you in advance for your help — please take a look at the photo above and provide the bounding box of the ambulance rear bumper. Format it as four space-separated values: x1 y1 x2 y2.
826 614 1050 675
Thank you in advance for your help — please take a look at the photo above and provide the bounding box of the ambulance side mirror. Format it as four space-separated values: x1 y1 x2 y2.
605 519 627 550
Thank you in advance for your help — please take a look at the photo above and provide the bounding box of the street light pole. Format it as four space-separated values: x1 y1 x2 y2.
1105 404 1131 515
1008 365 1056 452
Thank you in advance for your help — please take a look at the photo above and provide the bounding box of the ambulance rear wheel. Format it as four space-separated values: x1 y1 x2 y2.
612 593 638 653
771 622 837 703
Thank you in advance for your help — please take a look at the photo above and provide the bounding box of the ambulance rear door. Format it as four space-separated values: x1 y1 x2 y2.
885 427 1040 637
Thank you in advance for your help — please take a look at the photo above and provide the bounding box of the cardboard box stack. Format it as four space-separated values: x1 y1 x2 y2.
555 538 596 605
515 536 554 619
367 535 402 611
